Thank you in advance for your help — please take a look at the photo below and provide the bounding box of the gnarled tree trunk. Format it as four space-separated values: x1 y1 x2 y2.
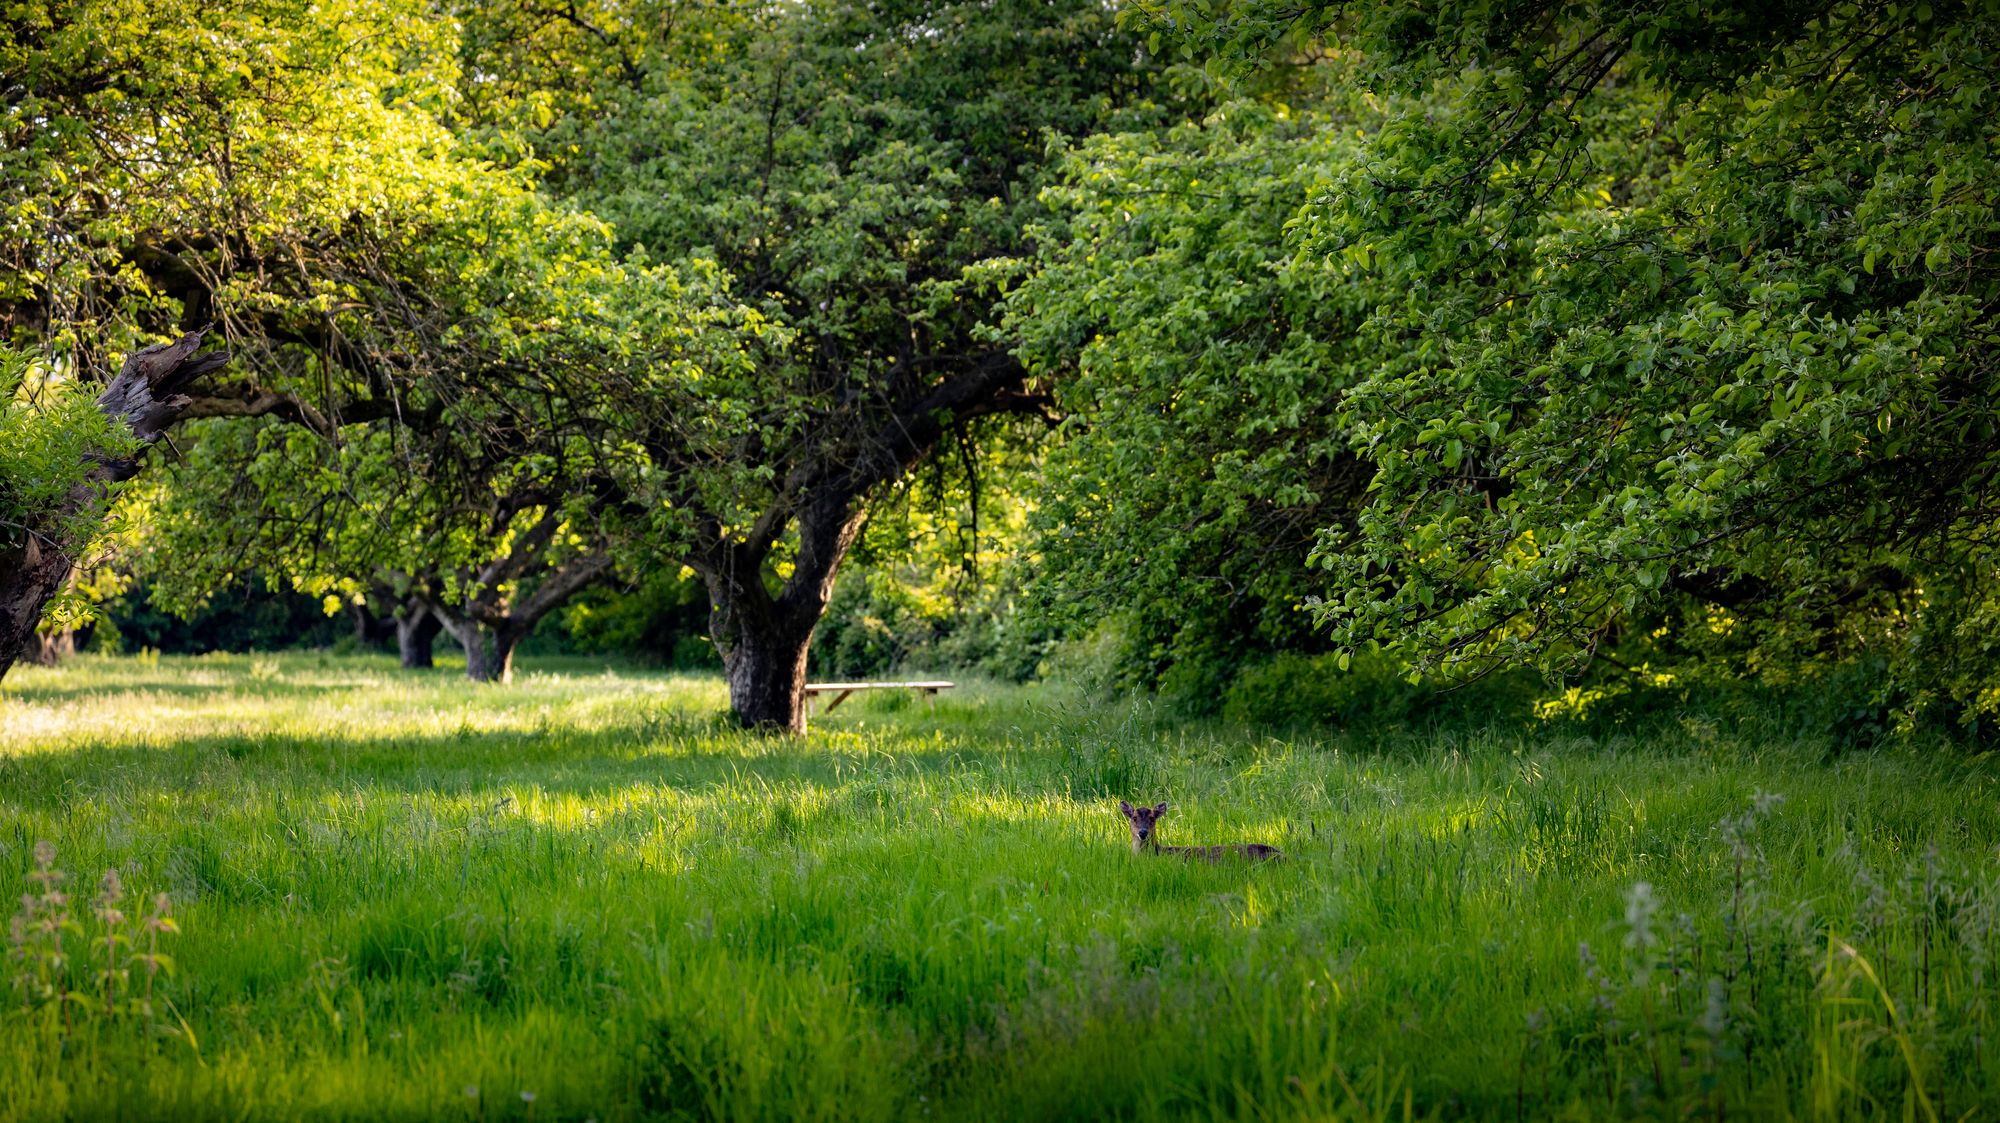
0 331 229 682
674 347 1049 733
427 549 611 683
697 497 866 733
722 627 814 729
702 574 818 732
1 538 75 679
433 610 526 684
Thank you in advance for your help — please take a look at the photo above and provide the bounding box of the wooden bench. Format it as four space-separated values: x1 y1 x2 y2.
804 680 955 715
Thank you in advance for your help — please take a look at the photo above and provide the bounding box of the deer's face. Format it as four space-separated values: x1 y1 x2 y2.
1119 800 1170 847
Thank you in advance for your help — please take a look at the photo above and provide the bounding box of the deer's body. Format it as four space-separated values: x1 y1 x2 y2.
1119 801 1283 862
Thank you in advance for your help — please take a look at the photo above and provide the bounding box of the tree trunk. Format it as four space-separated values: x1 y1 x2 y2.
462 626 521 684
425 552 609 684
0 539 76 680
698 497 865 732
395 604 442 669
717 610 817 733
0 331 229 683
434 611 523 683
31 627 77 667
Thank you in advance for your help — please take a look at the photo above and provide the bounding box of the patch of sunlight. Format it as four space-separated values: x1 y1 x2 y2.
0 702 82 747
1369 796 1496 839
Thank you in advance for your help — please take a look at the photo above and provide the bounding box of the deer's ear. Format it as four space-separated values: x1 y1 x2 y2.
1154 802 1170 816
1119 800 1135 816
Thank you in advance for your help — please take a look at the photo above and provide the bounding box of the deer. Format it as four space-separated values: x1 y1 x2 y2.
1119 800 1283 862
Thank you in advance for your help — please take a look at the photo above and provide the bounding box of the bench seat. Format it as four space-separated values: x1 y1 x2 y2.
804 680 955 714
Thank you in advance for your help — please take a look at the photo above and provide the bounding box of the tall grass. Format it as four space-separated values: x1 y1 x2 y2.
1 652 1996 1120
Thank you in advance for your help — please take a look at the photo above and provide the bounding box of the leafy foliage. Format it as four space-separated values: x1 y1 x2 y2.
102 579 343 656
436 0 1179 718
3 0 464 358
0 347 136 556
1095 1 2000 729
458 0 1169 548
1004 95 1378 699
812 444 1051 680
14 0 2000 730
5 0 777 673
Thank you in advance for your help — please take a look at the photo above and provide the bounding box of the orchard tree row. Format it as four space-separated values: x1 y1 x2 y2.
4 0 1996 735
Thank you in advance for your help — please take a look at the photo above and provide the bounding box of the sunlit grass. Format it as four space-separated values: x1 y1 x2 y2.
2 653 1997 1121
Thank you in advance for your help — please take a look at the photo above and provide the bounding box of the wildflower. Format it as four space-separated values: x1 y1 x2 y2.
464 1085 479 1098
520 1091 536 1104
143 894 178 937
95 869 125 927
1700 978 1727 1039
96 868 129 1010
1623 882 1659 951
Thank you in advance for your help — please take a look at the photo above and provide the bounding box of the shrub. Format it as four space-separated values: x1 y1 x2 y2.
1221 650 1544 730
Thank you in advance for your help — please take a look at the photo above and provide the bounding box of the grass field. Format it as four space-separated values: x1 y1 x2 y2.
2 653 1997 1121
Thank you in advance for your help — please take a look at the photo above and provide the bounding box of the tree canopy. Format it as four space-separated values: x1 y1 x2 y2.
440 0 1174 722
1023 0 2000 729
2 0 1179 721
9 0 2000 738
1003 96 1377 697
3 0 767 681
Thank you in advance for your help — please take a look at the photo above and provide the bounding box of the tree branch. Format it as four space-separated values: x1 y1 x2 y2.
513 552 614 626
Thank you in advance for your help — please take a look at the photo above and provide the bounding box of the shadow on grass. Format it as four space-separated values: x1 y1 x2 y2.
0 676 372 705
0 719 1049 807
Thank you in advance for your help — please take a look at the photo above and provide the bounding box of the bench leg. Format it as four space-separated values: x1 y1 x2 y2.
822 689 857 713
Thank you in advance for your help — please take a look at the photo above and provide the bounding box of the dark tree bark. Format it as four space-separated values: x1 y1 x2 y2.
0 331 229 682
0 540 72 681
696 527 836 731
684 354 1027 731
701 498 866 732
716 619 815 730
427 545 611 683
434 611 527 683
395 600 442 669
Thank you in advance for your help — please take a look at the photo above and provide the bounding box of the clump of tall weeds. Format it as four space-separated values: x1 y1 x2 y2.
1531 793 2000 1120
7 841 186 1058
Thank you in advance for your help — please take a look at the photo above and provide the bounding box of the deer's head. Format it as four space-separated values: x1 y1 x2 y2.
1119 800 1170 849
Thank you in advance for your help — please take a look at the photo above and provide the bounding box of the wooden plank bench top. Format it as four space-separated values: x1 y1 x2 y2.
804 681 955 714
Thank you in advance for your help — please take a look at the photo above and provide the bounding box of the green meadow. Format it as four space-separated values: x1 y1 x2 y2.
2 653 1996 1121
